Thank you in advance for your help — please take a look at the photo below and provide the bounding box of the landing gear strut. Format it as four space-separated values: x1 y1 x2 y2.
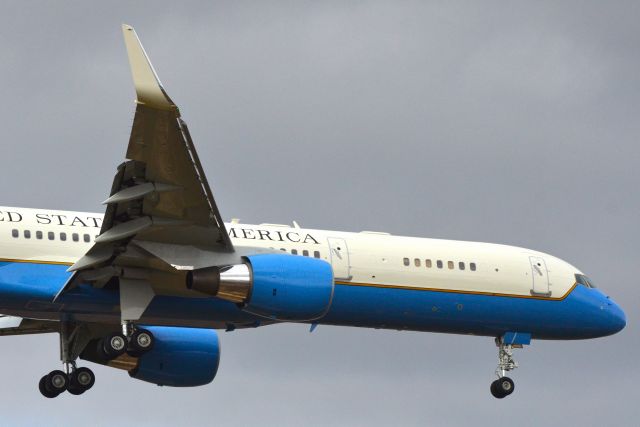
39 320 155 397
39 322 95 398
490 337 519 399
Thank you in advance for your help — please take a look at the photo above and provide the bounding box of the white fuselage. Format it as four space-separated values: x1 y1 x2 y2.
0 206 579 300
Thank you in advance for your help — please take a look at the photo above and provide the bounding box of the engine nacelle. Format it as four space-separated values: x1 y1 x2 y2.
187 254 334 321
130 326 220 387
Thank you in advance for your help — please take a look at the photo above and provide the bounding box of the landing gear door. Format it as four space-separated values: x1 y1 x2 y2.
327 237 352 281
529 256 550 296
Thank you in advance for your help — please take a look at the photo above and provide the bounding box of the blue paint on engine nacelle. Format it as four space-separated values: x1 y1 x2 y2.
130 326 220 387
243 254 334 321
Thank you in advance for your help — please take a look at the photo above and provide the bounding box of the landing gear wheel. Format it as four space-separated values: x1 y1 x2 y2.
497 376 514 396
99 332 128 360
490 377 515 399
39 375 58 398
68 367 95 395
42 370 68 397
127 329 154 357
490 380 504 399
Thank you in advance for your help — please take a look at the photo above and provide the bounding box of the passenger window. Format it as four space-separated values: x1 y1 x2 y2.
403 258 410 266
470 263 476 271
280 248 286 252
24 230 31 239
414 258 421 267
291 249 298 255
459 262 465 270
448 261 454 270
48 232 55 240
72 233 79 242
303 250 309 257
314 251 320 258
436 260 443 269
36 231 43 239
84 234 91 243
425 259 432 268
60 233 67 241
11 229 18 238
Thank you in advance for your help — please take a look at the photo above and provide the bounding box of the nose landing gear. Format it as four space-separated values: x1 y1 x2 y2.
490 337 520 399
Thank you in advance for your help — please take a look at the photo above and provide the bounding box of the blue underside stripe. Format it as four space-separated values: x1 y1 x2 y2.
0 261 624 340
320 282 622 339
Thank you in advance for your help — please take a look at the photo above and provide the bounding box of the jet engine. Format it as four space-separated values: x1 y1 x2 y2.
129 326 220 387
187 254 334 321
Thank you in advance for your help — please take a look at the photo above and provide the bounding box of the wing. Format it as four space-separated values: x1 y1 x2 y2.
60 25 237 306
0 315 58 336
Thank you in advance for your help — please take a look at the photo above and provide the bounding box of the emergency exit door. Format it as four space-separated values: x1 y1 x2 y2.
529 256 550 296
327 237 352 280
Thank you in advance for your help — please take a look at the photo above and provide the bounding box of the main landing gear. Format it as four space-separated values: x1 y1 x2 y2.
39 322 154 398
96 326 155 360
490 337 519 399
39 364 96 398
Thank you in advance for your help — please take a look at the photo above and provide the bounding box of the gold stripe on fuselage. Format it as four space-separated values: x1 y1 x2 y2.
335 281 577 301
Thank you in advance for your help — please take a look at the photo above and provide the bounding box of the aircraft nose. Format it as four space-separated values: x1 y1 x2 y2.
606 299 626 335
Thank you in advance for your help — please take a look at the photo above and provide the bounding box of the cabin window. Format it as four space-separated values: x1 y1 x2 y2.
314 251 320 258
48 232 55 240
436 260 443 269
24 230 31 239
84 234 91 243
72 233 79 242
403 258 410 266
448 261 454 270
459 262 465 270
425 259 432 268
414 258 421 267
11 229 18 238
36 231 43 239
291 249 298 255
60 233 67 241
303 250 309 257
470 262 476 271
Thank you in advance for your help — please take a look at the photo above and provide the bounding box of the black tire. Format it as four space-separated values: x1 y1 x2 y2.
39 375 59 398
490 380 505 399
69 367 95 394
99 332 128 360
128 329 154 356
45 370 68 395
67 383 85 395
496 376 515 396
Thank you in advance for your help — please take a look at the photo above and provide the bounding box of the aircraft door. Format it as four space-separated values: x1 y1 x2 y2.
327 237 352 281
529 256 550 296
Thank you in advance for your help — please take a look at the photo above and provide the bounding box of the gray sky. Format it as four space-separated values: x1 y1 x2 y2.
1 1 638 425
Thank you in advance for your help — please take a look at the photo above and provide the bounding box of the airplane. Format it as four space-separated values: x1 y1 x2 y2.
0 25 625 400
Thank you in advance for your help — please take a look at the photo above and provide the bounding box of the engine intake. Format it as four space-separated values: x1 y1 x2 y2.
187 254 334 321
